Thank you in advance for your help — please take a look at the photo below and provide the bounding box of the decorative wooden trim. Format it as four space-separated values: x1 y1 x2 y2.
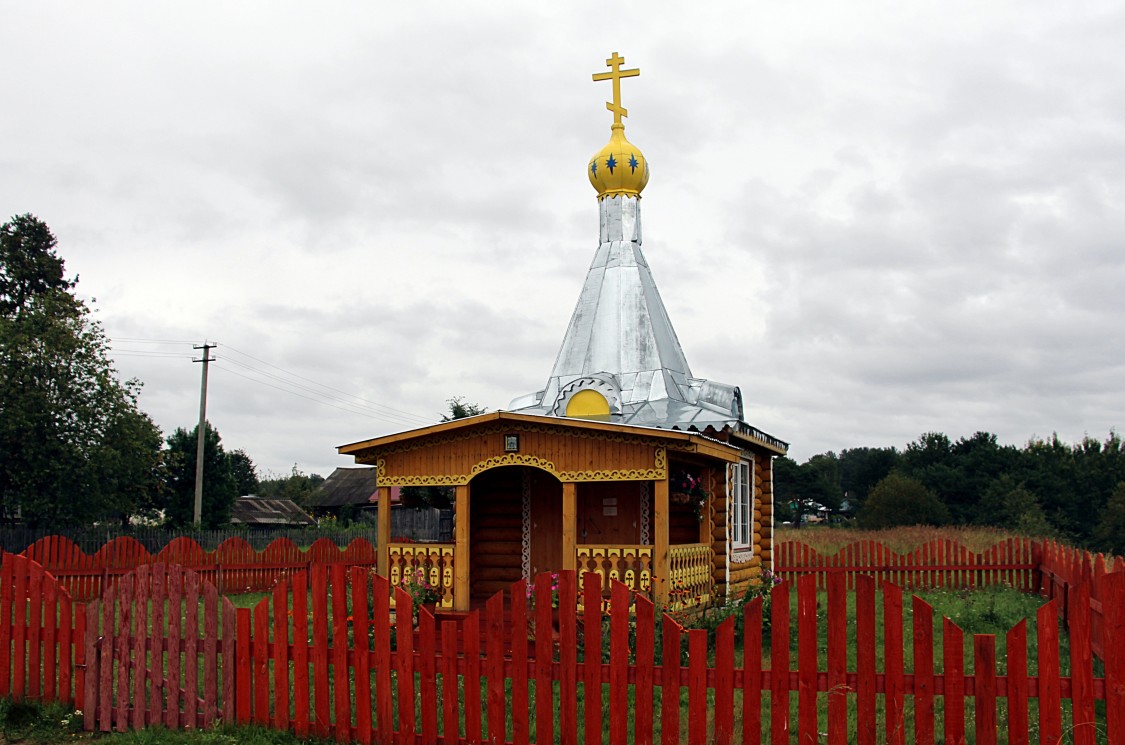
520 472 532 582
377 447 668 485
639 482 651 546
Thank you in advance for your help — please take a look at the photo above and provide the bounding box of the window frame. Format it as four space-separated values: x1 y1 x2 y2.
731 456 754 551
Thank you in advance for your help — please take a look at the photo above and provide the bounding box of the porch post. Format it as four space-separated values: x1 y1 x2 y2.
454 484 470 611
653 476 670 606
561 482 577 572
376 485 391 577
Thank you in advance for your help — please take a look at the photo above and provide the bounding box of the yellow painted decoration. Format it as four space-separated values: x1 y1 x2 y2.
589 52 649 199
565 389 611 420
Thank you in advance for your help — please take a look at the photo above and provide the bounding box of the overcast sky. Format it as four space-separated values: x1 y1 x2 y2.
3 2 1123 479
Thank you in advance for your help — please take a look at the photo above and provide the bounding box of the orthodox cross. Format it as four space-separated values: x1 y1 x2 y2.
592 52 640 125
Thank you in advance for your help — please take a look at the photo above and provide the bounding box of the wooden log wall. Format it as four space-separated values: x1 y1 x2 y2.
469 469 524 600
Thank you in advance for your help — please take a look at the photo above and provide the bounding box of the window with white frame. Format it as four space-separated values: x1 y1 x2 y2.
732 457 754 549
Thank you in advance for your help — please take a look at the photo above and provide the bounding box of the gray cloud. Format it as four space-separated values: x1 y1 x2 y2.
3 1 1123 474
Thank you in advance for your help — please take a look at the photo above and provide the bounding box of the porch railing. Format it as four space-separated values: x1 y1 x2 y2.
576 545 653 597
668 542 713 611
387 542 455 609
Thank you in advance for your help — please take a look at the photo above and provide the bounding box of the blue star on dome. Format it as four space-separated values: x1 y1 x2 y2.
590 160 597 176
606 155 617 174
629 154 639 173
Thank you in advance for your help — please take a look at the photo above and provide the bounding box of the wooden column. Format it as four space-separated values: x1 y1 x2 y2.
561 482 577 572
454 484 470 611
376 485 391 577
653 476 669 606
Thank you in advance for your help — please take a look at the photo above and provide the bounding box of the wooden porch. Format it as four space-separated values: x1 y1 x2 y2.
385 540 714 613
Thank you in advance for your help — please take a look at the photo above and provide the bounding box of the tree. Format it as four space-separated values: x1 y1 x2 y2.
769 453 842 526
401 398 486 509
257 465 324 505
858 473 950 529
442 396 487 421
976 474 1054 538
228 449 260 496
161 422 238 529
0 214 164 527
1093 481 1125 556
838 446 899 510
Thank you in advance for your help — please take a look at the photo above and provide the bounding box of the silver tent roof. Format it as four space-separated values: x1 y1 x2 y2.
509 194 782 449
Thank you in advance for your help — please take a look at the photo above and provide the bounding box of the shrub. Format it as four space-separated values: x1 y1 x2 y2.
859 473 950 529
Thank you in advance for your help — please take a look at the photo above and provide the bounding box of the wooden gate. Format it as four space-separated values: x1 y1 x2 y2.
82 563 235 733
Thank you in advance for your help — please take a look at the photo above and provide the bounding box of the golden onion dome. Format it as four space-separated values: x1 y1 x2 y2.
588 123 649 199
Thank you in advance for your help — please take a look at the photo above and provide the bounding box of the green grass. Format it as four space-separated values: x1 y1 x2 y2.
0 697 330 743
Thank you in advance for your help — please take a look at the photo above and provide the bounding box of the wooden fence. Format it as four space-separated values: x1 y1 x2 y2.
773 537 1040 591
2 542 1124 743
1038 539 1125 663
0 554 85 708
61 562 1125 744
0 525 381 555
12 534 378 601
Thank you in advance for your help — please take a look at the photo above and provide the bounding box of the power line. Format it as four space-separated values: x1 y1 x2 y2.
106 336 437 427
109 349 195 358
212 363 433 426
109 337 197 345
219 352 433 426
222 345 434 424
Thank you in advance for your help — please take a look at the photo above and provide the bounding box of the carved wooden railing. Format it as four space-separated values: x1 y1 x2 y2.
668 542 713 611
387 543 455 609
576 545 652 610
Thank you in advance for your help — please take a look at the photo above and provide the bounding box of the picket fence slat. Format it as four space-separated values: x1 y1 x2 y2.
770 580 790 745
855 575 876 745
943 617 965 745
582 573 602 745
1007 620 1029 745
741 597 762 745
797 575 817 745
826 573 847 745
912 596 935 745
661 613 681 745
349 568 370 744
558 572 577 745
883 581 904 745
975 635 997 745
419 609 437 745
441 619 458 743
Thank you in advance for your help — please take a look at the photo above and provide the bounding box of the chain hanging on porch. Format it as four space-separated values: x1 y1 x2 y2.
639 481 651 546
520 470 532 581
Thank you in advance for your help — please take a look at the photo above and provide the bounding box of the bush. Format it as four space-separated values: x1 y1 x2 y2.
859 473 950 529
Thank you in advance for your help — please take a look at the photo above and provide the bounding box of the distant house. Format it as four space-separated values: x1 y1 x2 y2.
229 496 316 528
308 467 383 520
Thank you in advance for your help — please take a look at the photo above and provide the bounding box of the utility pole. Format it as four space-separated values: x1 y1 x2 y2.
193 342 217 525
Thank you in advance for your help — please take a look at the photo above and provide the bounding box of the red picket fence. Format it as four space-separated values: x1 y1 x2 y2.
15 534 378 601
774 537 1040 591
2 545 1124 743
1038 539 1125 661
0 554 85 709
66 562 1122 744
